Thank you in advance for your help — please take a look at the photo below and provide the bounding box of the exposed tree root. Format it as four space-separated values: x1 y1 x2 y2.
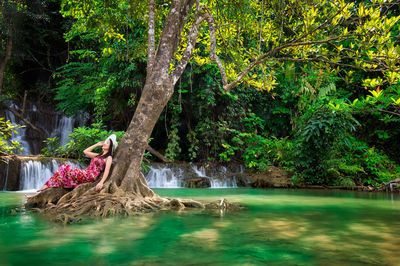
24 187 72 209
25 179 244 224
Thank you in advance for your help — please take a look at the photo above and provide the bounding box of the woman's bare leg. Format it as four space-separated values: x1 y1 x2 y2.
25 193 36 199
25 184 49 199
37 184 48 192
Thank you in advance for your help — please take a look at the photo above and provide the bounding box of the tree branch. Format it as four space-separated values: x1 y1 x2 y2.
149 0 196 82
170 0 198 63
266 56 391 73
203 8 229 90
202 2 383 93
146 145 171 163
258 0 264 54
371 108 400 117
6 107 49 137
172 1 204 85
221 34 368 91
146 0 156 79
21 90 27 117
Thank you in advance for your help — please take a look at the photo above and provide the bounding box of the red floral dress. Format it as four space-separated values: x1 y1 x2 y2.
46 157 106 188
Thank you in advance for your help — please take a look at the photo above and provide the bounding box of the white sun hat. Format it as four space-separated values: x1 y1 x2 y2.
105 134 118 154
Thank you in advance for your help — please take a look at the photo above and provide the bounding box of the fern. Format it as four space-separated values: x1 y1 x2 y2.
318 82 336 99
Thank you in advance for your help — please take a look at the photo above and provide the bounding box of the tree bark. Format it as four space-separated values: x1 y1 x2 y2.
108 0 197 195
0 34 12 94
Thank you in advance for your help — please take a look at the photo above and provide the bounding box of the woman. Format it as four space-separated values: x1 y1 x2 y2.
26 134 118 198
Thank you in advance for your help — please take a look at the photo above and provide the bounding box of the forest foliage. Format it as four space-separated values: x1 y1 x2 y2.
1 0 400 186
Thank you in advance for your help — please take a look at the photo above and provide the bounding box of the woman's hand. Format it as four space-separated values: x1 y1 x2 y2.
95 156 112 193
84 141 104 159
96 141 104 147
96 181 104 192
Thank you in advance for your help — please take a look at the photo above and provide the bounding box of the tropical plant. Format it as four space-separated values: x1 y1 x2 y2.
41 122 124 162
0 116 22 156
293 103 360 185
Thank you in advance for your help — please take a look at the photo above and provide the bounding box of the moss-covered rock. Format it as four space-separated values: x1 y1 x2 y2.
249 166 293 188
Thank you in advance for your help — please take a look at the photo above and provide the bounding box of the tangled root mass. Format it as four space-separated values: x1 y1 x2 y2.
25 177 242 224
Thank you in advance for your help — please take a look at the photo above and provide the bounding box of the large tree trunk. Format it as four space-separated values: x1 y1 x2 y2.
24 0 245 223
108 0 197 195
109 76 174 196
25 0 201 222
0 33 12 94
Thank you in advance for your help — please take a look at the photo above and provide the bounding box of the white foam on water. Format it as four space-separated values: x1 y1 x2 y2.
191 165 238 188
145 166 183 188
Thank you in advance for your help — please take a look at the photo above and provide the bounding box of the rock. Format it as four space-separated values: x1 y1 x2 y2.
164 198 204 209
147 162 248 188
204 198 243 211
229 173 250 187
187 177 211 188
0 156 21 191
169 198 185 209
249 166 292 188
180 199 205 208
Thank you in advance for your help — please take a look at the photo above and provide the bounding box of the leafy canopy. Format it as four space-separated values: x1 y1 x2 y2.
59 0 399 92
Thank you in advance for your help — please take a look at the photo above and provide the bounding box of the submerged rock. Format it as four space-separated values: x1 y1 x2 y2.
204 198 244 212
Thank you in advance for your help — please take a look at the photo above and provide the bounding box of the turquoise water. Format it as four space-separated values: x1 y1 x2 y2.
1 188 400 265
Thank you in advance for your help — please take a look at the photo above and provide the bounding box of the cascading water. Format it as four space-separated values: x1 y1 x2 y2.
50 116 75 147
146 166 183 188
191 165 238 188
4 103 32 154
144 163 239 188
1 158 244 191
19 159 85 191
3 100 88 155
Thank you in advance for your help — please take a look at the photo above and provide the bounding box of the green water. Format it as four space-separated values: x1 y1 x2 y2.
1 189 400 265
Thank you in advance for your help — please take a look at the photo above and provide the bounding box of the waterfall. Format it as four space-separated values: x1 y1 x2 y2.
191 165 238 188
2 157 244 191
4 103 32 155
51 115 74 147
191 165 207 177
3 100 88 155
19 159 85 191
145 164 239 188
146 166 183 188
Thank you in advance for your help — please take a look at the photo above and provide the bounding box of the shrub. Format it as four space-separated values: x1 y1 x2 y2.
293 104 359 185
41 122 153 171
41 122 124 162
0 116 23 157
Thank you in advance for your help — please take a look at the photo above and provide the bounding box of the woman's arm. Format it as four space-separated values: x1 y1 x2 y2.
96 156 112 192
83 142 103 159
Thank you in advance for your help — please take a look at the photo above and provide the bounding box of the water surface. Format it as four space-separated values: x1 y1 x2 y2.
1 188 400 265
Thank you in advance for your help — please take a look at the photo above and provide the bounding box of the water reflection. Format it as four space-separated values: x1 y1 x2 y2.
1 189 400 265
